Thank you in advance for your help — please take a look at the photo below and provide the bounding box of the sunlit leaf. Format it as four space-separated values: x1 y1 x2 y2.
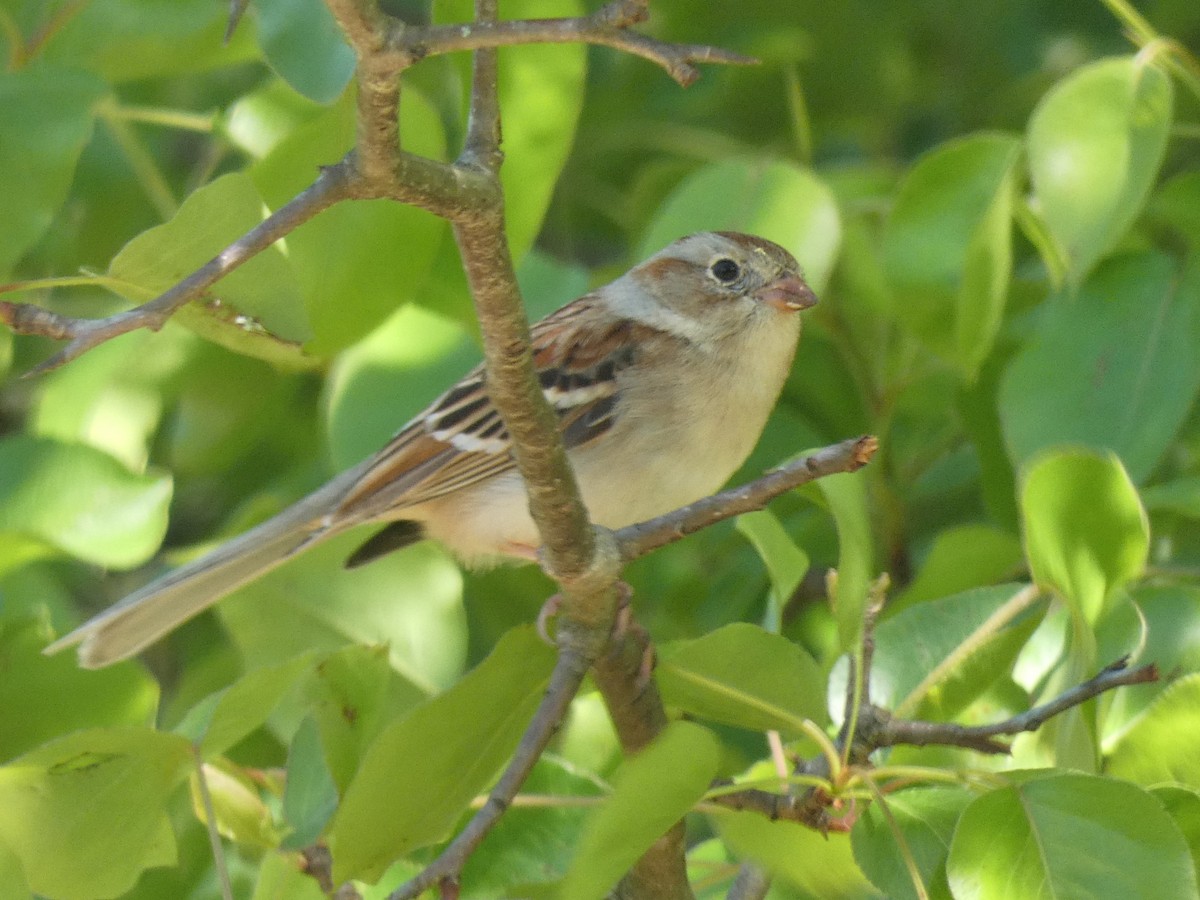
190 758 284 848
561 722 718 900
883 132 1020 376
218 535 465 698
1027 56 1172 282
712 809 876 897
108 172 313 363
0 618 158 764
736 509 810 630
251 89 447 354
947 773 1196 899
658 624 826 735
640 159 841 291
804 468 874 650
1020 449 1148 622
1108 674 1200 787
328 628 555 883
0 728 191 900
830 584 1043 721
173 653 313 758
0 435 171 568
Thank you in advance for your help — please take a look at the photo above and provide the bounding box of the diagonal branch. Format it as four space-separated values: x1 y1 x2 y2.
1 159 360 376
2 0 752 374
872 656 1159 754
385 629 595 900
615 436 879 562
708 629 1159 832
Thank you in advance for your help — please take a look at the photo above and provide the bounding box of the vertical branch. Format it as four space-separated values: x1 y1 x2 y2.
464 0 504 172
326 0 401 185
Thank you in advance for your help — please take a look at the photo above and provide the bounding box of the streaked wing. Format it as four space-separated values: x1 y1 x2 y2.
333 295 657 522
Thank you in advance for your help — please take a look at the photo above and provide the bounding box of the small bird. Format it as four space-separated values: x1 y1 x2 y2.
47 231 817 668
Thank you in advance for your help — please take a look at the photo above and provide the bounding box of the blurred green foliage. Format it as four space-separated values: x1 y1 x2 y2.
2 0 1200 897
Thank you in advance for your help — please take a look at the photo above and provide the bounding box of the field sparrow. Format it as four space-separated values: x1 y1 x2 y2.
47 231 817 667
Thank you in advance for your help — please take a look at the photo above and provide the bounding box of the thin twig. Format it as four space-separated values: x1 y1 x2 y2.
876 657 1160 754
386 633 596 899
386 15 756 87
194 755 234 900
2 159 360 375
615 436 879 562
462 0 503 173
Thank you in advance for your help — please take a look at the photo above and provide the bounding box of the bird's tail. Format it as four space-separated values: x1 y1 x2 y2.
44 469 365 669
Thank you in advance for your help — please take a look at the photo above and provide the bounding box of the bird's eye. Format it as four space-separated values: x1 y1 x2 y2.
710 258 741 283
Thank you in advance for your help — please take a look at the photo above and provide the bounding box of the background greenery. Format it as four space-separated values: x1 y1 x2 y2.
2 0 1200 898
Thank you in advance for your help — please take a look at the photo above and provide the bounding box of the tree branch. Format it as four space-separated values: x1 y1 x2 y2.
707 617 1160 834
1 0 751 374
615 436 879 562
385 631 595 900
591 611 694 900
872 656 1160 754
385 3 757 87
1 159 359 376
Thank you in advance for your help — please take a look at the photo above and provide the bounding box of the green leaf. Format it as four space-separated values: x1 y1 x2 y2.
1020 448 1148 622
1154 786 1200 891
1150 173 1200 250
254 0 354 104
0 435 171 568
459 757 605 894
40 0 256 82
947 774 1197 899
174 653 313 758
852 786 972 900
1143 477 1200 519
0 840 29 900
657 624 826 735
834 584 1042 721
640 158 842 291
0 618 158 763
735 509 810 630
302 643 410 792
712 809 876 897
328 628 555 883
0 727 191 900
108 172 313 362
1101 586 1200 740
999 253 1200 483
1026 56 1173 282
806 468 874 650
883 132 1021 376
561 721 718 900
190 758 284 849
324 303 476 471
892 524 1023 611
1107 674 1200 787
251 89 447 354
0 68 107 278
218 536 465 698
252 850 328 900
282 717 339 850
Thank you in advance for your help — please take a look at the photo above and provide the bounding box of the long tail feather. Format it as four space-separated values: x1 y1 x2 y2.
44 469 366 669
